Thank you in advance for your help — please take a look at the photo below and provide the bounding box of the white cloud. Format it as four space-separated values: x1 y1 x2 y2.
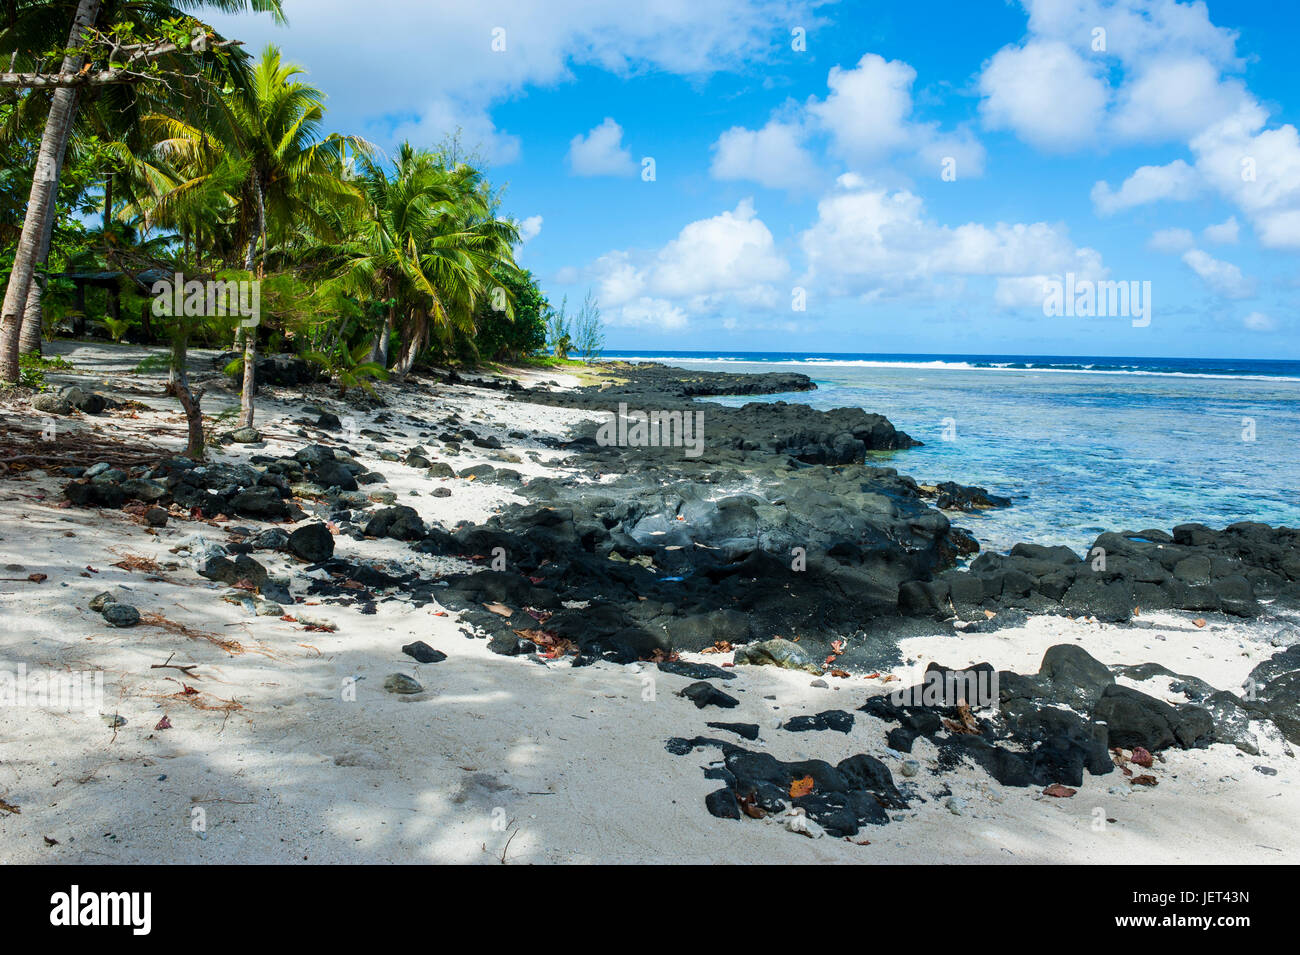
578 199 790 330
799 174 1105 301
1242 311 1277 332
715 52 987 191
1110 56 1249 143
809 54 918 161
804 53 986 178
614 297 688 330
208 0 821 163
1202 216 1239 245
1147 227 1195 253
517 215 543 243
978 41 1107 151
1189 103 1300 249
649 198 788 298
1091 160 1200 215
979 1 1247 150
710 118 818 190
1181 248 1254 298
1093 102 1300 247
567 118 636 177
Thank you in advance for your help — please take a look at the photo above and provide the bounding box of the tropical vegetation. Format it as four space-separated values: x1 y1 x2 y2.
0 1 596 458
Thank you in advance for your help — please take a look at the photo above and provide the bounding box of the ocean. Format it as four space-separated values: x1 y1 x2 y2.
602 351 1300 554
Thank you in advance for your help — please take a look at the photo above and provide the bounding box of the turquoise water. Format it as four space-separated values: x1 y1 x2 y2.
617 354 1300 554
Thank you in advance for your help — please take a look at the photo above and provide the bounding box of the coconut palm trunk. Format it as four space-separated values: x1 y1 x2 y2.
238 178 265 428
0 0 100 381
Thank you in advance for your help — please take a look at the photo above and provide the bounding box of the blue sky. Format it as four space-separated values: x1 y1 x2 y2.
208 0 1300 359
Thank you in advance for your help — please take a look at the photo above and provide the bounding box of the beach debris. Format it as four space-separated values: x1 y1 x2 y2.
0 572 46 583
484 601 513 617
1130 746 1154 768
0 798 20 815
943 701 981 735
155 716 172 731
1130 774 1159 787
789 775 815 798
384 673 424 695
1043 783 1077 798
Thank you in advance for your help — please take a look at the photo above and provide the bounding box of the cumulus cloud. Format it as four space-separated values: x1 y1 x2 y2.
1110 55 1249 143
578 199 790 330
1091 160 1200 215
567 118 636 177
710 118 819 190
712 52 985 189
1181 248 1255 298
1096 102 1300 248
979 41 1108 151
799 174 1104 302
978 0 1247 150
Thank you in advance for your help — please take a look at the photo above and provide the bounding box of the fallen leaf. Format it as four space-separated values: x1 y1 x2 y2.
943 701 980 735
484 601 512 617
0 798 19 814
1193 618 1206 628
830 669 851 679
155 716 172 730
789 775 814 799
1131 774 1158 787
737 792 765 819
43 836 58 846
1130 746 1154 768
27 573 46 583
1043 783 1077 798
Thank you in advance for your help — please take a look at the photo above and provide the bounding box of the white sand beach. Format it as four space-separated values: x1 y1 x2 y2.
1 343 1296 864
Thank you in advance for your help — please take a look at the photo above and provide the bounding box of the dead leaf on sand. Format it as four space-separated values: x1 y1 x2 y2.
484 601 512 617
943 701 980 735
789 775 814 799
737 792 765 819
1043 783 1077 798
1131 774 1158 787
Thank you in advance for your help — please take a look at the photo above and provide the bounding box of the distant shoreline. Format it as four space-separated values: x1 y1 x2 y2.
600 351 1300 382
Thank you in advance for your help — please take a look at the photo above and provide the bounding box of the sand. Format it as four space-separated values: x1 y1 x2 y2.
0 342 1296 864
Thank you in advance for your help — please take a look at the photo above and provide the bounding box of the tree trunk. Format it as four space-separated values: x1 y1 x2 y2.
393 309 427 379
238 178 265 429
73 281 85 337
166 325 204 460
19 270 46 353
0 0 100 381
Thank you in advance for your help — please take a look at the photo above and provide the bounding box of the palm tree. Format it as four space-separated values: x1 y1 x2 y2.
139 44 365 424
0 0 285 382
329 143 521 380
